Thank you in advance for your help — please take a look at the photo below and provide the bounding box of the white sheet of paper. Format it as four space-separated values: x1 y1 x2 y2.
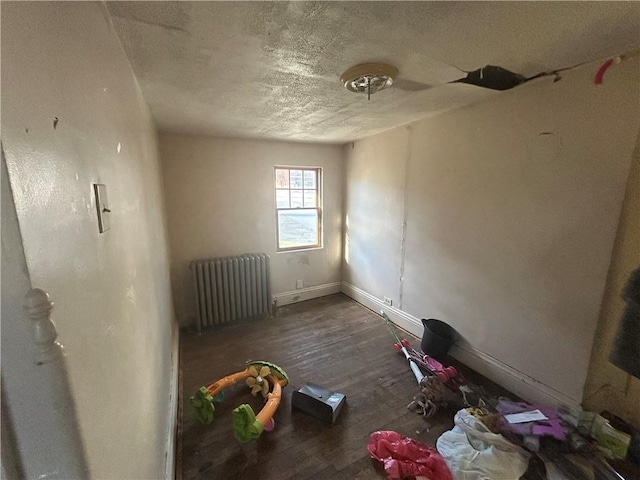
504 409 548 424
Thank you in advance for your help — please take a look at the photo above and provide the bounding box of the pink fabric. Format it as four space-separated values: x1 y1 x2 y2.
423 357 443 371
368 431 453 480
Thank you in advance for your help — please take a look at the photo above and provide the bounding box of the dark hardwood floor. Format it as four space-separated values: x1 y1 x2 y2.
178 294 640 480
178 294 503 479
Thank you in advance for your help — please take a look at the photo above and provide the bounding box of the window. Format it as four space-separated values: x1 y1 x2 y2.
275 167 322 251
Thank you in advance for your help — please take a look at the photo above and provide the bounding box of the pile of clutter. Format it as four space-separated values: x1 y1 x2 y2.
436 399 638 479
371 386 639 479
372 313 639 479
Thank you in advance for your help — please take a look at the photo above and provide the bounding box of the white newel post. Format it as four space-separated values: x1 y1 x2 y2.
23 288 90 479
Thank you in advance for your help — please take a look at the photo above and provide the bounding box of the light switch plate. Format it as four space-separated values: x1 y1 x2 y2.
93 183 110 233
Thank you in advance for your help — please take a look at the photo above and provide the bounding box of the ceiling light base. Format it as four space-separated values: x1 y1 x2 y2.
340 62 399 96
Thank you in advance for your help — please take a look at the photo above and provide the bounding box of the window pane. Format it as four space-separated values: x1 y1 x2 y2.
276 189 289 208
303 170 316 189
278 210 318 248
303 190 316 207
275 169 289 188
290 189 303 208
290 170 303 189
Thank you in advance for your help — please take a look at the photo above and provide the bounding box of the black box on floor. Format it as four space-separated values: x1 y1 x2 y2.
291 383 346 424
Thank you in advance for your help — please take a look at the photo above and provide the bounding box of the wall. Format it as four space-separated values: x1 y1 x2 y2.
1 151 38 478
159 133 343 326
583 130 640 428
343 56 640 406
1 3 176 478
342 127 410 303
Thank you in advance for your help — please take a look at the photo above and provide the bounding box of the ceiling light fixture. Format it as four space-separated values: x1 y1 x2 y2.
340 62 399 100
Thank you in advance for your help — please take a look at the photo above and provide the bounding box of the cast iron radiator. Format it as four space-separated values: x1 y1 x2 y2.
190 253 272 332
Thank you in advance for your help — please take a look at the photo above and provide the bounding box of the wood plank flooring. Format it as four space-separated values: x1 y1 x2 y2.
178 294 505 479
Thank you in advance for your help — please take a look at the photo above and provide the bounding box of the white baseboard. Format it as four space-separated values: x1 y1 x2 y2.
273 282 341 307
341 281 424 335
341 281 581 409
449 341 580 408
165 322 180 480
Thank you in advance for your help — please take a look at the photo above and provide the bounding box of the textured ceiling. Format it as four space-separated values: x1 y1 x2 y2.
107 1 640 144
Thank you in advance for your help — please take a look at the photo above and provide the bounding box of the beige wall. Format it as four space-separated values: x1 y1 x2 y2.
343 56 640 405
159 133 343 326
583 130 640 428
342 127 410 302
1 3 176 478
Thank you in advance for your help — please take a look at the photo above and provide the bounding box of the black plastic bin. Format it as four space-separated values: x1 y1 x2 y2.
420 318 459 359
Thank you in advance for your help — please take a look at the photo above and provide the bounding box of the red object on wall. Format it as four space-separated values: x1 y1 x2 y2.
595 59 614 85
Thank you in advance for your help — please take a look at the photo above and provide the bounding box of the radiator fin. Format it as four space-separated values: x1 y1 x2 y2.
191 253 272 332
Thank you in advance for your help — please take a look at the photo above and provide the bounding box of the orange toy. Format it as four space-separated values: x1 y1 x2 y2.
189 361 289 442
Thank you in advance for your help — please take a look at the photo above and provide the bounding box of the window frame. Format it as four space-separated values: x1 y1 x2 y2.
274 166 323 252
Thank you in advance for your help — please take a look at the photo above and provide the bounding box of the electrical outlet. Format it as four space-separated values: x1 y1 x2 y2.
296 279 303 289
384 297 392 306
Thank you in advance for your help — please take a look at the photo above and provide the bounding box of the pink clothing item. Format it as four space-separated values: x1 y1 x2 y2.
368 430 453 480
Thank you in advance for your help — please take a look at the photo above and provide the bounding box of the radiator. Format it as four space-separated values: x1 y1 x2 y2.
191 253 272 332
